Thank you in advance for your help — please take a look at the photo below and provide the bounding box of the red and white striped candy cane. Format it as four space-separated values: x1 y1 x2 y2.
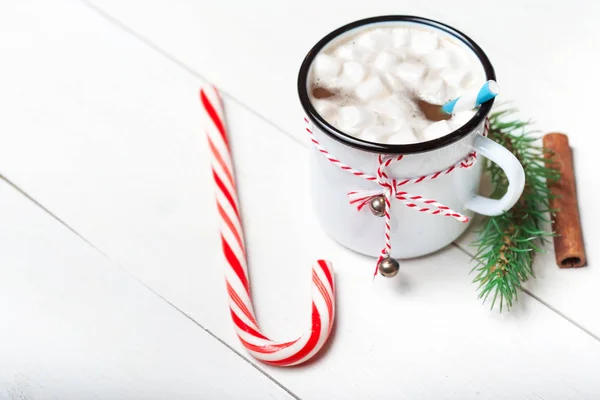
200 84 335 366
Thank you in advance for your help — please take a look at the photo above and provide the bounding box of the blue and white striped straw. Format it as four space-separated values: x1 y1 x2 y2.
441 80 500 115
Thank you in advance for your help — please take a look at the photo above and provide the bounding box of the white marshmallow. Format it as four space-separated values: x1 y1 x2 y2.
440 70 461 88
313 54 342 79
334 44 354 60
371 116 411 134
444 83 462 101
338 60 367 88
355 29 390 52
390 48 410 61
394 62 427 87
441 69 476 90
373 51 398 72
445 42 471 67
360 126 392 142
391 27 410 48
334 43 372 63
387 117 411 132
417 77 451 104
337 106 370 134
386 127 419 144
420 120 452 142
449 110 474 130
354 46 374 63
312 99 337 120
445 48 485 88
458 70 477 89
423 49 451 71
355 74 388 102
371 94 414 120
359 131 380 143
381 73 406 92
409 30 439 55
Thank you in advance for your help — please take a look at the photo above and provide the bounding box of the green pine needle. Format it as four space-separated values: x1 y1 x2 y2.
470 107 560 311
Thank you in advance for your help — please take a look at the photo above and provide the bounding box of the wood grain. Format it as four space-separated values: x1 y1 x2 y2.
1 0 600 398
0 178 294 400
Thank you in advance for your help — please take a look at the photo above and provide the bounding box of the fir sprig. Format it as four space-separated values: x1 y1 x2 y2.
470 107 560 311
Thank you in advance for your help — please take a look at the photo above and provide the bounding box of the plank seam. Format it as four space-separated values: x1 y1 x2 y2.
0 174 302 400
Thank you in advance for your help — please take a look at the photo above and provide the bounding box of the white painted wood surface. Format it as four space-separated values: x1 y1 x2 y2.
1 0 600 398
0 178 294 400
80 0 600 336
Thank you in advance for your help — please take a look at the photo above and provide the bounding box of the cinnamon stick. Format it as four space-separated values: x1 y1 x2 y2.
543 133 586 268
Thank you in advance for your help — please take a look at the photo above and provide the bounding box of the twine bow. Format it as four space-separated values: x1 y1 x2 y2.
346 153 476 274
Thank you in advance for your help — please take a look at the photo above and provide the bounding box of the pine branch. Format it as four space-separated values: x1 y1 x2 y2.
470 107 560 311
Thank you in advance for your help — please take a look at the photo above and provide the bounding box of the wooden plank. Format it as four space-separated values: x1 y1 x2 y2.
0 178 295 399
82 0 600 337
81 0 599 145
2 1 600 399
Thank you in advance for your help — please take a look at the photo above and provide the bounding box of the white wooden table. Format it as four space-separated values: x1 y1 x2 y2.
1 1 599 399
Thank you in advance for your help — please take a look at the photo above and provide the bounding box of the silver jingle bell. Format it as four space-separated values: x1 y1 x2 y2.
378 256 400 278
368 195 386 217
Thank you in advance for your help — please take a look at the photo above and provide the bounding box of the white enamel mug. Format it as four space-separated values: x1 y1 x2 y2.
297 16 526 259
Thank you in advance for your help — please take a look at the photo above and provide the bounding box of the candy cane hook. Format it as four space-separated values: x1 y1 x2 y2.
200 84 335 366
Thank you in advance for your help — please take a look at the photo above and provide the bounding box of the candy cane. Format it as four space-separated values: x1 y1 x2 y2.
200 84 335 366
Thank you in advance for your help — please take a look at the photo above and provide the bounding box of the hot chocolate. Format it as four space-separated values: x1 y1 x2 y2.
308 24 486 144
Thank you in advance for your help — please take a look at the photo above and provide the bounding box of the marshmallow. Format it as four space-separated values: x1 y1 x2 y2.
440 70 462 88
444 46 484 88
444 84 462 102
360 126 393 142
373 51 398 72
420 120 452 142
355 74 388 102
394 62 427 87
417 77 451 104
441 69 475 91
381 73 406 92
371 94 414 120
458 70 477 89
409 30 439 55
449 110 474 131
445 41 471 67
313 54 342 79
354 46 374 63
338 60 367 88
390 48 410 62
387 117 411 132
312 99 337 120
334 44 354 60
423 49 451 71
355 29 391 52
386 127 420 144
337 106 371 134
391 27 410 49
334 43 372 63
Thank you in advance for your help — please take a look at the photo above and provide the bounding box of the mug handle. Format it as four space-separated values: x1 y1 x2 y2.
466 134 526 216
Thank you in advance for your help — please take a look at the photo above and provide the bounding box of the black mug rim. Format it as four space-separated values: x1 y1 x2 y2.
297 15 496 154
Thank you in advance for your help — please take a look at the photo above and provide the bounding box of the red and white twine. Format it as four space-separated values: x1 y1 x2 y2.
201 85 335 367
305 117 489 274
